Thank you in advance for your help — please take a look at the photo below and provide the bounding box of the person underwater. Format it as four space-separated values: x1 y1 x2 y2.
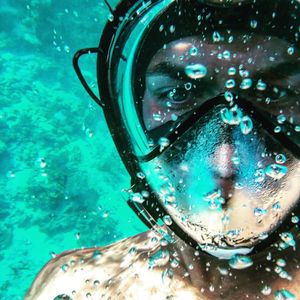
26 0 300 299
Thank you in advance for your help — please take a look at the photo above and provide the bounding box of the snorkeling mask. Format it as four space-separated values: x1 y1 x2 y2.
74 0 300 258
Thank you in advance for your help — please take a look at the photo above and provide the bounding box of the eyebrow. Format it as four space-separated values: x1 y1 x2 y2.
254 61 300 82
146 62 189 80
147 60 300 81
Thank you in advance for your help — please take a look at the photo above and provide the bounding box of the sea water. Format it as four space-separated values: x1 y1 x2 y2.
0 0 145 298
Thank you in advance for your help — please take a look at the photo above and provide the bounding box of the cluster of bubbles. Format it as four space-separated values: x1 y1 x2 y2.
52 28 70 54
254 153 288 184
220 104 254 135
203 189 225 210
279 232 296 250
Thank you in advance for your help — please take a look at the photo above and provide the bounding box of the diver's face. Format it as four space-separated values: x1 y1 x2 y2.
141 32 300 250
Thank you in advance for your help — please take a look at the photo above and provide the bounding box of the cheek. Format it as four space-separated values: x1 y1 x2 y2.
142 96 162 130
142 92 174 130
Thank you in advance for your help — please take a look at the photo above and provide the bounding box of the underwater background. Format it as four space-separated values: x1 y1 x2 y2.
0 0 146 298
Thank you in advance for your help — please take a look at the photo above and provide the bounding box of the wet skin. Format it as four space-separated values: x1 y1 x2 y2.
26 34 300 298
25 227 300 299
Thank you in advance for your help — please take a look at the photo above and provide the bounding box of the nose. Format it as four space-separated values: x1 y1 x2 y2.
211 143 236 199
212 143 236 178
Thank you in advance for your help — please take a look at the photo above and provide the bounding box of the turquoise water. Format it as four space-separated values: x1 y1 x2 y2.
0 1 146 298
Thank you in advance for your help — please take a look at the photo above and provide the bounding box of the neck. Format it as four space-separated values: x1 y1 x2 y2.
158 226 300 298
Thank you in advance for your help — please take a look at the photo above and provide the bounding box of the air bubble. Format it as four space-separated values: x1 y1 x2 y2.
231 155 240 165
240 78 253 90
229 255 253 270
239 69 249 78
250 20 258 29
61 264 69 272
170 25 175 33
227 67 236 76
141 190 149 198
274 289 296 300
170 258 179 268
129 247 137 256
92 250 102 259
212 31 221 42
275 154 286 164
64 45 70 53
163 215 173 226
108 14 114 22
287 47 295 55
93 280 100 286
224 91 234 102
171 114 178 121
276 258 286 267
148 250 170 269
291 216 299 223
265 164 288 180
6 171 15 178
184 82 192 90
185 64 207 79
158 137 170 152
240 116 253 135
225 79 235 89
189 46 198 56
38 158 47 168
258 232 268 240
136 172 145 179
272 202 281 211
261 285 272 296
223 50 231 60
102 210 109 218
85 128 93 138
274 126 281 133
254 207 268 217
130 193 144 204
256 80 267 91
277 114 286 124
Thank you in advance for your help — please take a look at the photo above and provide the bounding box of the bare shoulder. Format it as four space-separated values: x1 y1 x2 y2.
25 230 198 300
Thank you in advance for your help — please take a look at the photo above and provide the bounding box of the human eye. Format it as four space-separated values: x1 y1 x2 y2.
159 86 191 104
241 79 297 107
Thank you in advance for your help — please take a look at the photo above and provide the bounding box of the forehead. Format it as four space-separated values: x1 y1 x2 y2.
147 33 293 71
